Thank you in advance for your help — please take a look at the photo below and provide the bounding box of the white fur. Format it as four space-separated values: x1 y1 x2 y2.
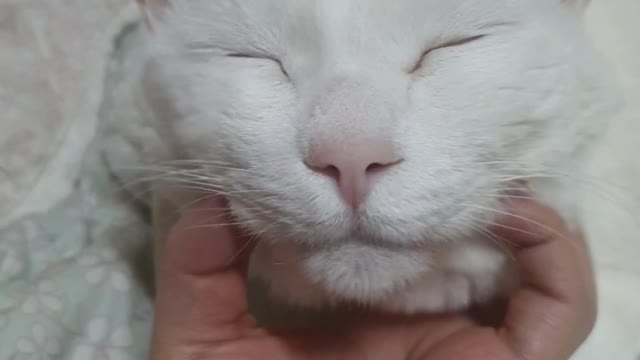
114 0 620 316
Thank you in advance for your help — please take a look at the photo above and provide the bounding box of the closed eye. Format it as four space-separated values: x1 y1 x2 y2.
228 53 290 79
409 35 486 74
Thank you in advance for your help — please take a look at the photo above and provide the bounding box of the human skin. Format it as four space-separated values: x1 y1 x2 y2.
149 198 596 360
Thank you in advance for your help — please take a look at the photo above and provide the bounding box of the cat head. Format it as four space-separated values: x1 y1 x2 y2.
139 0 617 257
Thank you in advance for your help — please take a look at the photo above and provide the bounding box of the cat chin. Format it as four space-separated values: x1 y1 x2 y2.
250 235 517 314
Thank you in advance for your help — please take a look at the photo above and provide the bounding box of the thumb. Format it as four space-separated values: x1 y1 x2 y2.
150 197 257 359
497 200 597 360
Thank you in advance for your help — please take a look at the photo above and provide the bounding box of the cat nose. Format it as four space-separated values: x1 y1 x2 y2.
306 137 403 209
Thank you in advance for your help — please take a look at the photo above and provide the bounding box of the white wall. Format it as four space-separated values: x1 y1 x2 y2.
576 2 640 359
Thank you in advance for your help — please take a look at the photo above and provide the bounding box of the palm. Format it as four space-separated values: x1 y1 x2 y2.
182 311 516 360
150 200 594 360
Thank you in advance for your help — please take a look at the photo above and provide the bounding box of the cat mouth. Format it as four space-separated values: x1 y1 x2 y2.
301 225 430 252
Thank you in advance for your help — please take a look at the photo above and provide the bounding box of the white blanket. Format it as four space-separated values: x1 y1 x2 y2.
0 0 137 226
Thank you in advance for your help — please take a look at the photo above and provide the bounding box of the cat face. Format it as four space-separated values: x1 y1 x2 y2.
141 0 614 254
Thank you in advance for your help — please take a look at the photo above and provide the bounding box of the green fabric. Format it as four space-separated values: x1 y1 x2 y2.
0 150 154 360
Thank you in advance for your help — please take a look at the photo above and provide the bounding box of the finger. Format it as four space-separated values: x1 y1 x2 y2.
497 200 597 360
150 197 257 359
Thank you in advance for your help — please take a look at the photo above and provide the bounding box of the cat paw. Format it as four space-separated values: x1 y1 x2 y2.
380 272 482 314
379 243 516 314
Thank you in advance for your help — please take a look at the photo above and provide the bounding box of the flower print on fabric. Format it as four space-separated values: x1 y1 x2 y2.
77 248 131 292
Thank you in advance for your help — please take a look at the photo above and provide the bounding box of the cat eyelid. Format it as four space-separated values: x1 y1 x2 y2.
409 34 486 74
227 53 290 78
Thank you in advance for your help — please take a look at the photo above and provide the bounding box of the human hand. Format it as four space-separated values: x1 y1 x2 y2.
149 198 596 360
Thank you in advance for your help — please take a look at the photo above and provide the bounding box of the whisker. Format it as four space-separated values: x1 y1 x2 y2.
226 234 261 266
459 203 580 250
473 193 537 200
470 224 516 261
473 218 545 242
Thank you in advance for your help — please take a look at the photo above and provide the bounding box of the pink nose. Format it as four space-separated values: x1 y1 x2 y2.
306 138 402 209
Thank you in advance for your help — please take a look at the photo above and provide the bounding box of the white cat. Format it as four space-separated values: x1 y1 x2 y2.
103 0 623 355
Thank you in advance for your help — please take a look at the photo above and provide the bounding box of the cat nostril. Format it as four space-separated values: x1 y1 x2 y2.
306 160 401 181
306 136 403 209
314 164 340 180
309 161 401 181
